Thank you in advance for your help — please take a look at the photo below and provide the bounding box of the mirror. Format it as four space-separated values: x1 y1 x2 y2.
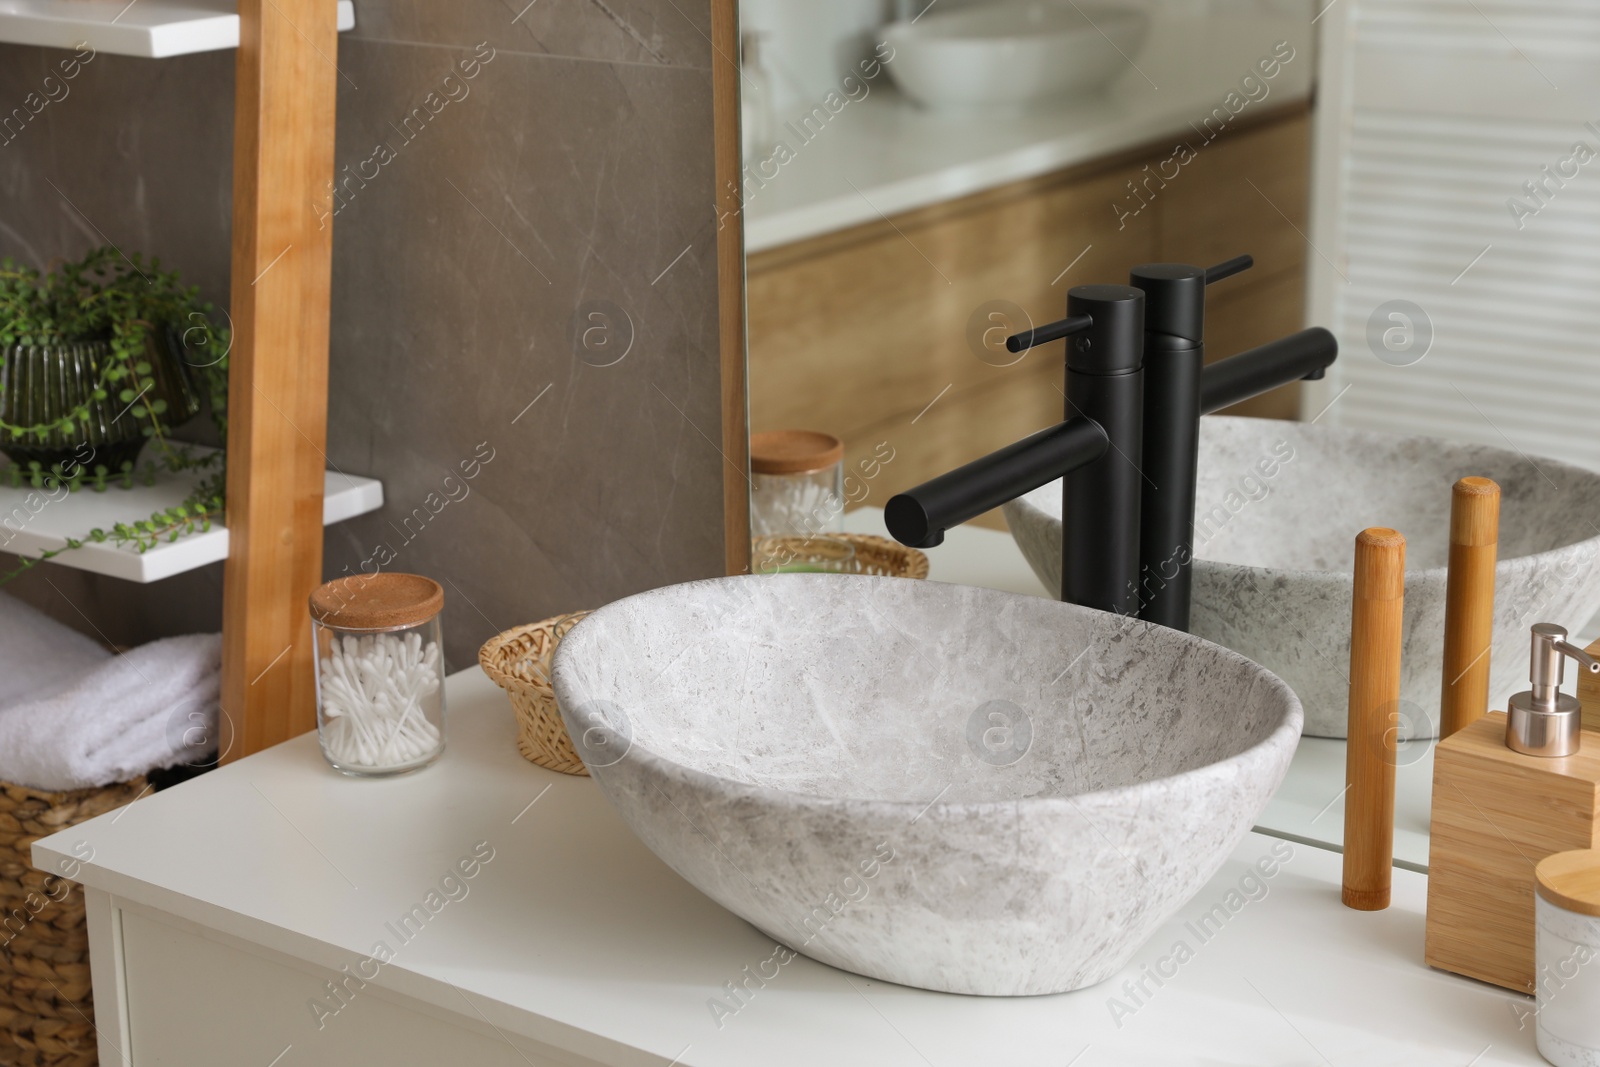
734 0 1600 870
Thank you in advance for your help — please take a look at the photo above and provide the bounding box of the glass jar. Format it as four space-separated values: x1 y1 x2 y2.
309 573 447 777
750 430 845 538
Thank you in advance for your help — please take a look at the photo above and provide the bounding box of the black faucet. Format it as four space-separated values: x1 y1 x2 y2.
1132 255 1253 630
884 255 1338 631
885 284 1149 615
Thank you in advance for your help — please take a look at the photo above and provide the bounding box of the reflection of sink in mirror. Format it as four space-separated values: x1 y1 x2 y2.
739 0 897 120
553 573 1301 995
882 0 1151 109
1004 416 1600 739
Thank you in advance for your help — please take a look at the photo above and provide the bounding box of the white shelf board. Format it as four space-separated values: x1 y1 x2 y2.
0 0 355 59
0 448 381 583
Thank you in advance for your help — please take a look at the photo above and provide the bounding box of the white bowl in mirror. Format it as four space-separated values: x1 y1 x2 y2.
882 0 1151 109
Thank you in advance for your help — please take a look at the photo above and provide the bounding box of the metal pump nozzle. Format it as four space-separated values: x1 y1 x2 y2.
1507 623 1600 757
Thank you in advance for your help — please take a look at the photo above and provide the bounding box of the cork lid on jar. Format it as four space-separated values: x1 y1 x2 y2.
1536 849 1600 917
750 430 844 475
310 573 445 632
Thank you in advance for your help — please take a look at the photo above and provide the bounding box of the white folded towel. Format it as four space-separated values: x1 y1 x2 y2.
0 593 222 791
0 593 112 706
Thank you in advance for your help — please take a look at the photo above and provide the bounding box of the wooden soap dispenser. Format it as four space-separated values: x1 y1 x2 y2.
1426 623 1600 992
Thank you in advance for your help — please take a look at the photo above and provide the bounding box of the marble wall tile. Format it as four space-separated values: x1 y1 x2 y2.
0 47 234 302
323 34 727 665
0 0 732 670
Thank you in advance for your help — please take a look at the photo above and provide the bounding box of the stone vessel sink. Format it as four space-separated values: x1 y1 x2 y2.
1004 415 1600 738
552 574 1301 996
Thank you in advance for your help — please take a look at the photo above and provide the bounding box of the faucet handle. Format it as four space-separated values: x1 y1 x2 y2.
1128 256 1252 345
1205 255 1254 284
1005 314 1092 354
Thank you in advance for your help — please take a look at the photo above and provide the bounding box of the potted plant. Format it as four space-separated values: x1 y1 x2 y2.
0 248 231 580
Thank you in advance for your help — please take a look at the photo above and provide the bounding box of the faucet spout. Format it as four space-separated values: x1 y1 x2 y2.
1200 327 1338 414
885 417 1108 549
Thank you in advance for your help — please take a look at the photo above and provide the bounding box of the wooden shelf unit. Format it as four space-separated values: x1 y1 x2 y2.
0 1 348 756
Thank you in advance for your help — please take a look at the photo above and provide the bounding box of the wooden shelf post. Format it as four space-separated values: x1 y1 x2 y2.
221 0 338 758
712 0 750 576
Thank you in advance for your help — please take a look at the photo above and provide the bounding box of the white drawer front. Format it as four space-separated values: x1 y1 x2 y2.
121 910 563 1066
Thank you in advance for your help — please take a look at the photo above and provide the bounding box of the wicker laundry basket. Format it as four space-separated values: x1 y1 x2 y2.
0 776 149 1067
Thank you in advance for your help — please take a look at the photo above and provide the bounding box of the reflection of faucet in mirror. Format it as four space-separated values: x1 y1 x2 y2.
884 255 1338 631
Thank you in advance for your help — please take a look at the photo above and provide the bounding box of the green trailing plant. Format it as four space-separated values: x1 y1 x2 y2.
0 248 231 583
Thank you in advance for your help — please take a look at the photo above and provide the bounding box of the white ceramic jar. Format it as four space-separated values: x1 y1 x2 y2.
1535 850 1600 1066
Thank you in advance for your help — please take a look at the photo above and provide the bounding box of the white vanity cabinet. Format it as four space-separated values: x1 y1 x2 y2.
38 669 1548 1066
107 907 538 1065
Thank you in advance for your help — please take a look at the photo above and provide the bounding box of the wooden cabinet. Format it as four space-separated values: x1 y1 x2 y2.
747 106 1311 524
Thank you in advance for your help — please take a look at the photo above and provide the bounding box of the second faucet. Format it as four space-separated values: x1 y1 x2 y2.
884 255 1338 632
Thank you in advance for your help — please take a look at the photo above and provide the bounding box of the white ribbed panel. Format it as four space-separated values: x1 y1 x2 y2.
1353 1 1600 57
1319 2 1600 470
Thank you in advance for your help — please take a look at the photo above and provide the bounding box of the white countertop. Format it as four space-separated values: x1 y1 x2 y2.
744 8 1313 252
38 666 1545 1066
1264 735 1437 872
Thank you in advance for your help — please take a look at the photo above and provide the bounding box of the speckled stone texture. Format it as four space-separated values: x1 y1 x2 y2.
1004 415 1600 738
552 574 1301 996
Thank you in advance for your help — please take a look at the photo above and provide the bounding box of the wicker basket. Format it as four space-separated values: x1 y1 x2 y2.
1 777 149 1067
479 612 593 776
756 533 930 579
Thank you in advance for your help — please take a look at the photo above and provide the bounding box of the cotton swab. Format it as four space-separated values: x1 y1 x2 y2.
319 632 443 770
